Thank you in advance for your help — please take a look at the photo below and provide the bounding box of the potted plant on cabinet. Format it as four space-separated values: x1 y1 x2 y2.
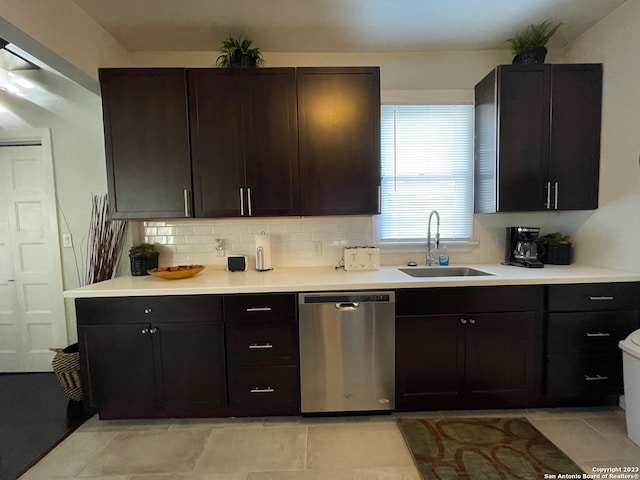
507 20 562 64
129 243 159 276
216 33 264 68
537 232 572 265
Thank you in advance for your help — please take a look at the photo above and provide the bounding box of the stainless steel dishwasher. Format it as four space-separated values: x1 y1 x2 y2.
298 291 395 414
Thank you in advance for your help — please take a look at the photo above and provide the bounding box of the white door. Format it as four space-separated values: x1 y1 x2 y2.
0 133 67 372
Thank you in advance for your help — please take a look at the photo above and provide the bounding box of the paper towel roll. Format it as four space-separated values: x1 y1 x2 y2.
255 233 272 271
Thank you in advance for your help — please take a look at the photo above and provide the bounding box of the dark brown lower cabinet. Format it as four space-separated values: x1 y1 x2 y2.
395 286 543 411
76 295 227 419
76 293 300 419
543 283 640 404
223 293 300 416
78 322 226 419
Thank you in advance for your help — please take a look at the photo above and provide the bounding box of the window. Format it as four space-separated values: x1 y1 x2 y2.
378 104 474 242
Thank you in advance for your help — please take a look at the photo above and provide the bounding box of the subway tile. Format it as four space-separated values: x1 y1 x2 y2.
157 227 174 236
184 235 205 245
194 226 214 235
176 226 196 235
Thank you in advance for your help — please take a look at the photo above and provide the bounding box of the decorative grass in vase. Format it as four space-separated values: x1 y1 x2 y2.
85 194 127 285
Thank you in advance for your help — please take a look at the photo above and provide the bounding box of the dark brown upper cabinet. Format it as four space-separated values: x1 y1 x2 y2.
297 67 381 215
474 63 602 213
99 68 192 219
188 68 299 217
99 66 381 219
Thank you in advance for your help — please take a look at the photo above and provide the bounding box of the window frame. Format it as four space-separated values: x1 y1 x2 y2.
374 90 476 247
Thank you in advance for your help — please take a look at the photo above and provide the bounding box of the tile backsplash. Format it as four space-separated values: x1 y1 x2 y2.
141 215 511 269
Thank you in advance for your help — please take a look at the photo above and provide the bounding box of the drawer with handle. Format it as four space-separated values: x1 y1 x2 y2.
227 365 299 415
223 294 296 323
545 354 623 396
547 283 640 311
76 295 223 325
546 311 639 355
225 323 298 367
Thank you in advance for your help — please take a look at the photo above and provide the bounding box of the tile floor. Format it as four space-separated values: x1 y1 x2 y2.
18 407 640 480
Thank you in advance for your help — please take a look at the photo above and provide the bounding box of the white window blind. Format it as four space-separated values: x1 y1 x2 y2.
379 104 474 242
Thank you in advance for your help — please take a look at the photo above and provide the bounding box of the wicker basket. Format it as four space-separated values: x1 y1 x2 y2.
50 343 83 401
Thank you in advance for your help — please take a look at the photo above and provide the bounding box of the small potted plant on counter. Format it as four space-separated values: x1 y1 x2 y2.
129 243 159 276
537 232 572 265
216 33 264 68
508 20 562 64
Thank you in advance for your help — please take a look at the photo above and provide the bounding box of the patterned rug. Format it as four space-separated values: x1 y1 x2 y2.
397 417 583 479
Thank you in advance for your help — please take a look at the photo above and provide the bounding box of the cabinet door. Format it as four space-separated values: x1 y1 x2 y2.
549 64 602 210
189 69 245 217
78 324 156 418
156 322 227 416
464 312 535 404
395 315 464 410
99 68 192 219
242 69 299 216
297 67 381 215
496 65 551 211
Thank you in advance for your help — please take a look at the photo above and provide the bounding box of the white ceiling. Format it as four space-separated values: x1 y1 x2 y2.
71 0 626 53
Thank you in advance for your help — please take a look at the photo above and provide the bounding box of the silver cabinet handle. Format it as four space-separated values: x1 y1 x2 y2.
545 181 551 209
586 332 610 337
588 296 614 301
585 375 608 381
246 307 272 312
240 188 245 216
183 189 191 217
149 327 158 334
141 328 149 334
247 187 252 216
554 181 559 210
468 318 476 324
249 343 273 349
460 318 467 324
250 387 274 393
144 308 153 314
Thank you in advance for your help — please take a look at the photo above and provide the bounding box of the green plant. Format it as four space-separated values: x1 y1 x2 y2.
507 20 562 55
216 33 264 68
129 243 156 256
541 232 571 244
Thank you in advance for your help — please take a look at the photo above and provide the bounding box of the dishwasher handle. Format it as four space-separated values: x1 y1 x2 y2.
335 302 360 311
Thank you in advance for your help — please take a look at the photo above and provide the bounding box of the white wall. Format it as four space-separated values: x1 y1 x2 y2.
561 0 640 272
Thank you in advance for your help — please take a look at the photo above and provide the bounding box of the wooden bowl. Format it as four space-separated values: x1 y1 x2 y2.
147 265 205 280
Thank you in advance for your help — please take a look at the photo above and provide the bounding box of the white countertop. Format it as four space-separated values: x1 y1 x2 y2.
64 264 640 298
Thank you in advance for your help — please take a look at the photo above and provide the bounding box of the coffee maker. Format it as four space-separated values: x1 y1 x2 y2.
505 227 544 268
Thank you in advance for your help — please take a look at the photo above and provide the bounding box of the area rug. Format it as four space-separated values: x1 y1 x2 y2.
397 417 583 480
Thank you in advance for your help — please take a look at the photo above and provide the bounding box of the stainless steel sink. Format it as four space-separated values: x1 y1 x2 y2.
398 267 494 278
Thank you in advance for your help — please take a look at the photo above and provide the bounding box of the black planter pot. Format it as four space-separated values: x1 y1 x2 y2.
512 46 548 64
230 53 258 68
129 251 159 276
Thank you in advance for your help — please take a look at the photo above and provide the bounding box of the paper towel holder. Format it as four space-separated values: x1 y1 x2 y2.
255 231 273 272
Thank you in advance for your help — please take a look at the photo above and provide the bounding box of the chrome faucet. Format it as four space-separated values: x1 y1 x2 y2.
426 210 440 266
